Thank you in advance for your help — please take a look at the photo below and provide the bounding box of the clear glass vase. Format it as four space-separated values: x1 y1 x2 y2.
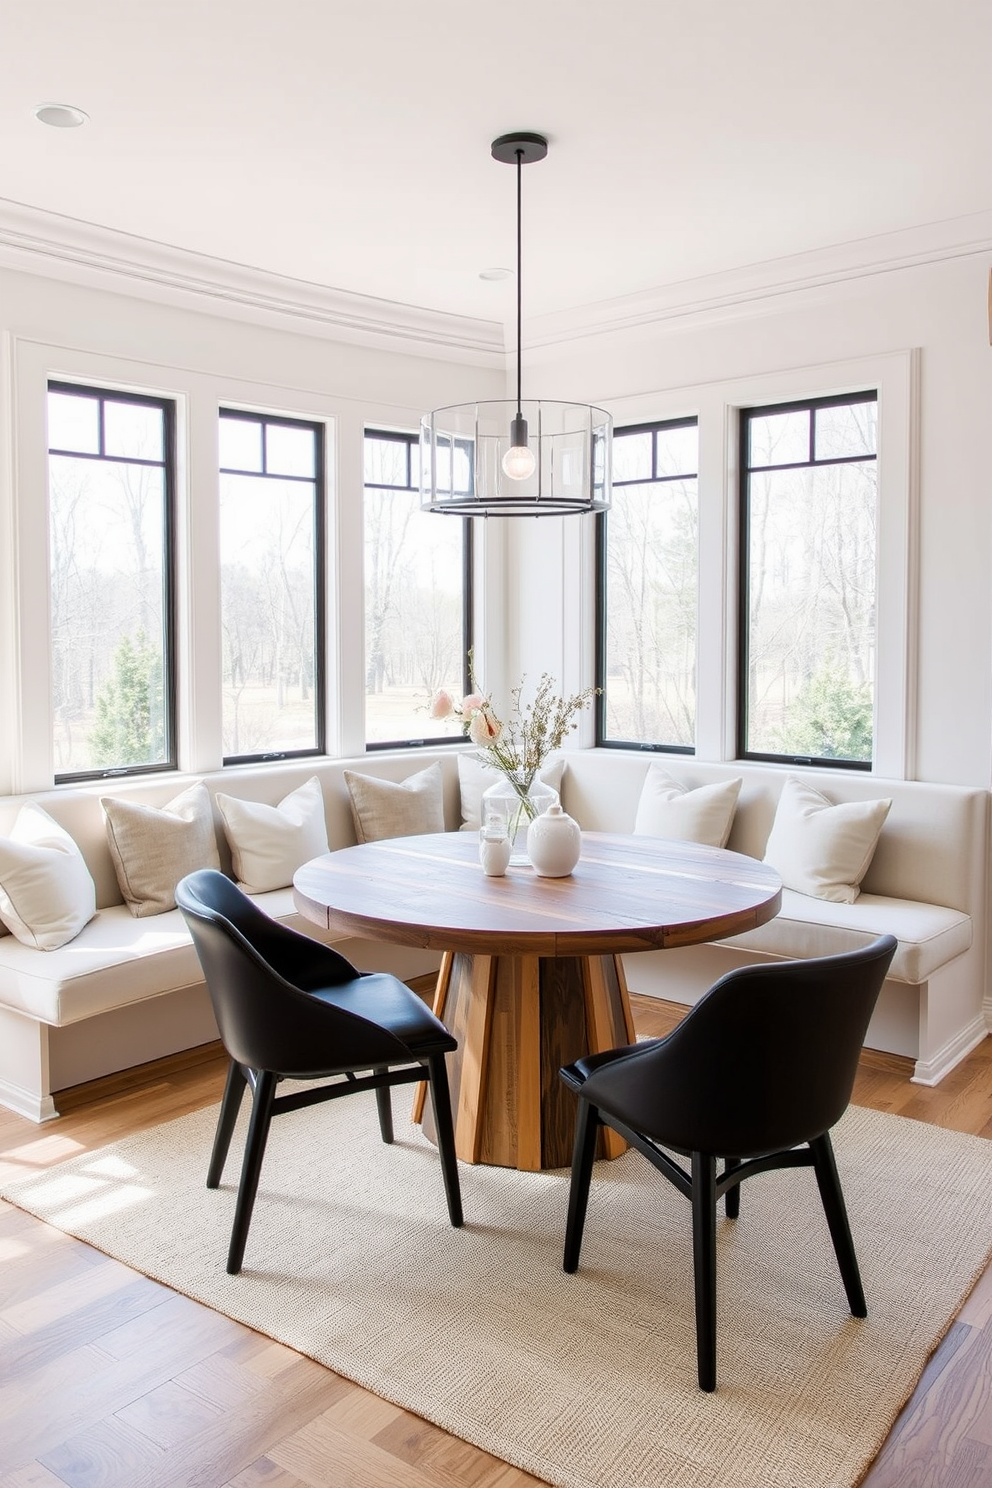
481 774 559 865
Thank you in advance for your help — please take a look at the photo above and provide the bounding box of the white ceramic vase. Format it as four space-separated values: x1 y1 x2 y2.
526 803 582 877
479 829 511 876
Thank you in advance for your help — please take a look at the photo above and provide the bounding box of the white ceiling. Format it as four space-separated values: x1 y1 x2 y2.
2 0 991 328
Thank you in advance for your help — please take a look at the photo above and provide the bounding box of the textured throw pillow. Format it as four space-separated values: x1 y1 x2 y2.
216 777 329 893
457 753 564 832
0 804 97 950
633 767 742 848
103 781 221 917
344 763 445 844
762 775 892 904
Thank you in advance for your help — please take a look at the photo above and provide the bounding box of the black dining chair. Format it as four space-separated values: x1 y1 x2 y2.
175 869 463 1274
559 934 898 1391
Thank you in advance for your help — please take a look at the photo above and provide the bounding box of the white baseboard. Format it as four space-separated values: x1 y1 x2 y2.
911 1017 988 1086
0 1076 58 1123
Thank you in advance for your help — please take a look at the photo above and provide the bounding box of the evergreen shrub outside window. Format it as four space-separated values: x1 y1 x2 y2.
47 382 175 780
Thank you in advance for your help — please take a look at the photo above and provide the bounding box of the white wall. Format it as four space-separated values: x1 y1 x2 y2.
510 253 992 790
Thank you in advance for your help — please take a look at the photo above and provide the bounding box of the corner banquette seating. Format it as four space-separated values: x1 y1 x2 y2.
0 748 986 1121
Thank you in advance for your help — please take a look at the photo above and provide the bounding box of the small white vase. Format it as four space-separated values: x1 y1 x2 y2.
526 803 581 877
479 831 511 877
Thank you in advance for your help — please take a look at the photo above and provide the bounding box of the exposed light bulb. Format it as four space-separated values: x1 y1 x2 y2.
501 413 536 480
502 444 536 480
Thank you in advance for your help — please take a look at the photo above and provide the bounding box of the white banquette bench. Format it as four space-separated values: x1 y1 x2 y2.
559 753 989 1089
0 753 463 1122
0 748 987 1122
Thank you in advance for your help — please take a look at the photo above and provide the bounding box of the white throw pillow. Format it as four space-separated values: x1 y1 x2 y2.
216 777 329 893
345 763 445 843
633 767 742 849
762 775 892 904
457 753 564 832
0 804 97 950
103 781 221 917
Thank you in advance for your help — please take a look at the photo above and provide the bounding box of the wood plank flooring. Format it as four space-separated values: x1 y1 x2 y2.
2 1000 992 1488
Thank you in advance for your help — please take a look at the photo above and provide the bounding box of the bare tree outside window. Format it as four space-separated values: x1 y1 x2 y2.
364 431 470 747
48 384 174 780
220 412 323 761
740 393 877 765
597 420 698 749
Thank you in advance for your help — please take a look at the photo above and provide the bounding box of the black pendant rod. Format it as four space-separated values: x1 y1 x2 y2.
514 145 523 416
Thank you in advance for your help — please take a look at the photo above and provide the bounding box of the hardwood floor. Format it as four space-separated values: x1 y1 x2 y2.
2 1000 992 1488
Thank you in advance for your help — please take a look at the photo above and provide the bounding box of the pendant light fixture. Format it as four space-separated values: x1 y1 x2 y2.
420 132 612 517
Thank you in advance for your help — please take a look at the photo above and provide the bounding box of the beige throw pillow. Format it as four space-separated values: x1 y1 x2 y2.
762 775 892 904
344 763 445 844
103 781 221 917
0 804 97 950
216 777 329 893
457 753 564 832
633 767 742 848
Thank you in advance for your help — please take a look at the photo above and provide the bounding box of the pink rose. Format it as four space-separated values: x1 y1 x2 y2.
460 693 486 714
468 708 502 745
429 690 454 720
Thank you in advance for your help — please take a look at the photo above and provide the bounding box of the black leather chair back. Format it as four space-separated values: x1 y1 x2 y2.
581 934 898 1157
176 869 410 1077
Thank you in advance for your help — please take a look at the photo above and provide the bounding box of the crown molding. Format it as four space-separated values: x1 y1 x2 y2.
527 210 992 350
3 197 991 365
0 198 504 366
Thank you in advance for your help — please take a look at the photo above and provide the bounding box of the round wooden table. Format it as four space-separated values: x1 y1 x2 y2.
294 832 781 1172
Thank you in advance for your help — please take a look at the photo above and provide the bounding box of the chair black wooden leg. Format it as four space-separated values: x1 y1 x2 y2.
425 1053 463 1228
723 1157 741 1219
207 1060 247 1189
563 1097 600 1274
810 1132 866 1317
691 1152 718 1392
227 1070 277 1275
374 1068 394 1144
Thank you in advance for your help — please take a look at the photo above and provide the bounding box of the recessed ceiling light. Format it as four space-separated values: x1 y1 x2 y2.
33 102 89 129
479 267 513 281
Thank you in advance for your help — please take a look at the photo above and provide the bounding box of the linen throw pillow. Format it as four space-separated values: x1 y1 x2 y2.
633 766 742 848
762 775 892 904
0 803 97 950
103 781 221 917
457 753 564 832
344 762 445 844
216 777 329 893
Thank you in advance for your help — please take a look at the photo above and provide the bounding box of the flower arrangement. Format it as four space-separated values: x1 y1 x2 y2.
430 669 599 823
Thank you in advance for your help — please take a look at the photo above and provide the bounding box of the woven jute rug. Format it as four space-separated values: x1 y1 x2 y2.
4 1095 992 1488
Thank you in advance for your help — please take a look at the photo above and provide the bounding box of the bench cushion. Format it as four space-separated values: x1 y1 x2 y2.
720 889 972 984
0 888 347 1027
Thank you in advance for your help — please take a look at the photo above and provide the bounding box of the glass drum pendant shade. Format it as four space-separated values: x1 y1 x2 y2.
420 398 613 517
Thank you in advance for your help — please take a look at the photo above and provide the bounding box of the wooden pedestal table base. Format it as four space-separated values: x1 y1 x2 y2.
294 831 782 1175
411 950 634 1170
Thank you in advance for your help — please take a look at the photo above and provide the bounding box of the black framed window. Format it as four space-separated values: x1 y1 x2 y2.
738 391 878 767
48 382 176 781
220 410 325 762
596 419 698 750
363 429 472 747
